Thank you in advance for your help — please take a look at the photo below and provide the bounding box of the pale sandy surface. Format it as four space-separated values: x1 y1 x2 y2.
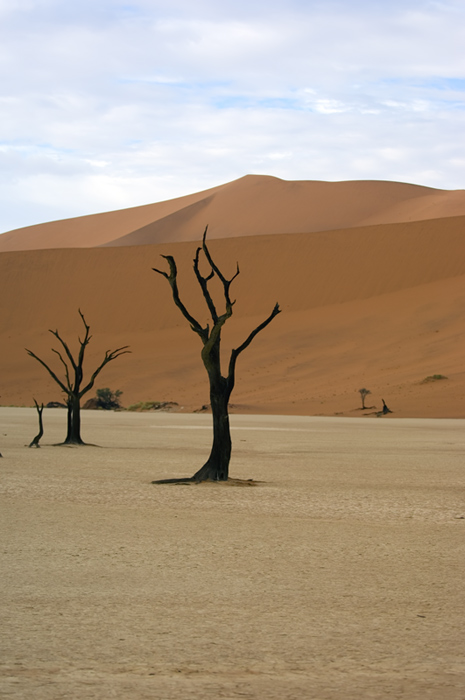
1 408 464 699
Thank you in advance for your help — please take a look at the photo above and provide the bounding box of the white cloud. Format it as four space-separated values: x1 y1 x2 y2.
0 0 465 233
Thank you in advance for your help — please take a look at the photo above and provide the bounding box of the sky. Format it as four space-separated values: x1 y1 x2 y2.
1 0 464 233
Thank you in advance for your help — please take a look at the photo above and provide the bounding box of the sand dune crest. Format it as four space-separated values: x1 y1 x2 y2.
2 174 465 251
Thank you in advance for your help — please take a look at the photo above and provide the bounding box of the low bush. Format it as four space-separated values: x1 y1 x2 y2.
421 374 448 383
95 388 123 410
126 401 178 412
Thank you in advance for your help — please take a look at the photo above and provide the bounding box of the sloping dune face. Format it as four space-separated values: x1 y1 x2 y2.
0 180 229 252
2 174 465 252
1 209 464 417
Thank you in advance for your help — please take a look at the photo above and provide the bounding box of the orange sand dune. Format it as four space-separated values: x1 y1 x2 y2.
0 180 229 252
1 216 464 417
1 174 465 252
105 177 465 248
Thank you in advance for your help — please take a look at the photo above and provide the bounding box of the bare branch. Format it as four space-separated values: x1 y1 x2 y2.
153 255 208 342
227 303 281 389
51 348 72 391
49 328 77 371
79 346 131 398
33 398 43 412
193 245 218 323
201 227 239 312
25 348 70 395
77 309 92 368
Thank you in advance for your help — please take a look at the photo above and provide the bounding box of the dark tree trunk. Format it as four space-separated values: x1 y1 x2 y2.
29 399 44 448
63 395 85 445
65 400 73 443
193 379 232 482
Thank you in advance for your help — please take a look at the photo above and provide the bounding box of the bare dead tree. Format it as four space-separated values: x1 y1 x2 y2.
359 387 371 410
28 398 44 447
153 227 281 483
26 311 130 445
381 399 392 415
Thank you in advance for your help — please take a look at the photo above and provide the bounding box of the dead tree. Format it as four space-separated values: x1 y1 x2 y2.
26 311 130 445
381 399 392 415
153 228 281 483
359 387 371 410
28 398 44 447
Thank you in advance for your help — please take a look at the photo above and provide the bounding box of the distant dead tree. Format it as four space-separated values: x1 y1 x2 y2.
153 227 281 483
359 387 371 410
28 398 44 447
26 310 130 445
381 399 392 415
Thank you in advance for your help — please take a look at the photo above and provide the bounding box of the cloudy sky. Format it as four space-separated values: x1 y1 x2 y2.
1 0 464 233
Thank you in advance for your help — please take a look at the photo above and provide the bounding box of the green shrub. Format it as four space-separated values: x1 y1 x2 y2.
96 388 123 409
126 401 178 412
421 374 448 383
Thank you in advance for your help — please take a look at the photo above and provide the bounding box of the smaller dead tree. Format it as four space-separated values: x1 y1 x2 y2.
26 311 130 445
28 399 44 448
359 388 371 410
381 399 392 415
373 398 393 417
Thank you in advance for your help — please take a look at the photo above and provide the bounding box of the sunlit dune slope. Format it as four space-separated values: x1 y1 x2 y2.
1 216 464 417
1 174 465 252
0 180 228 252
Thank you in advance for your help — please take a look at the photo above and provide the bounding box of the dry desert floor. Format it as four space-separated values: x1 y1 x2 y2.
1 408 464 699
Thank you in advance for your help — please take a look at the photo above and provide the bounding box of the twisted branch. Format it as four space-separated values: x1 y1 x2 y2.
153 255 208 342
79 346 130 397
26 312 130 399
25 348 69 395
228 302 281 390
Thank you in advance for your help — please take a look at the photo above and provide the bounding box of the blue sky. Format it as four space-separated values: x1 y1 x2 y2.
1 0 464 233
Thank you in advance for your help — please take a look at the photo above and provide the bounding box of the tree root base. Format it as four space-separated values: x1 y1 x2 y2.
152 477 261 486
52 442 99 447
